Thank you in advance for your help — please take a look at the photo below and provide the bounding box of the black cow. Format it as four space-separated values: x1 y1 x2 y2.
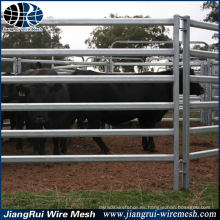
17 68 73 155
2 72 17 129
1 72 25 151
68 68 204 154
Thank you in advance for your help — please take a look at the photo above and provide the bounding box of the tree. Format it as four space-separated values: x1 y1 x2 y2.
85 14 172 72
1 24 70 72
202 1 218 23
199 1 219 51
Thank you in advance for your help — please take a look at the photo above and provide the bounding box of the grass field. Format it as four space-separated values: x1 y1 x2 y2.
2 183 218 209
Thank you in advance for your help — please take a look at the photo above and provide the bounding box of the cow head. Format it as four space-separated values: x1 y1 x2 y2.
16 84 50 127
179 68 204 96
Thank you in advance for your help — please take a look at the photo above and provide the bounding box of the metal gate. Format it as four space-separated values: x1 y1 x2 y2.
1 15 218 191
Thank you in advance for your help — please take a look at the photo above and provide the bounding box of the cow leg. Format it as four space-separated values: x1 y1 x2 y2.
148 136 158 152
142 137 149 151
88 119 111 154
60 138 67 153
38 138 46 155
32 140 38 154
16 140 23 152
31 138 46 155
139 117 158 152
93 137 110 154
53 138 60 155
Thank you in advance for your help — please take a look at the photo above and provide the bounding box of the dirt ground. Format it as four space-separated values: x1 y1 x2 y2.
1 122 218 194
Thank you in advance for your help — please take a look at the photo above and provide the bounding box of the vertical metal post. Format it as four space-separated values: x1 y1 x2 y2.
51 56 54 69
12 57 17 74
104 61 108 73
173 15 180 191
200 62 205 123
211 61 216 124
17 58 22 73
207 60 212 125
109 58 113 73
182 16 190 189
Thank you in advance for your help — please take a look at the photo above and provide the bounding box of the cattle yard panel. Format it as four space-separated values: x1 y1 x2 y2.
182 16 218 189
1 15 219 191
1 16 180 191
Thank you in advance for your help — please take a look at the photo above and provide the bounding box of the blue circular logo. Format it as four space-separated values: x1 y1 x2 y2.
3 2 43 28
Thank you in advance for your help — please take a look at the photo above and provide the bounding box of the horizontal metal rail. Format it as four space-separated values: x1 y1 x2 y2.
53 65 93 69
1 75 174 84
110 40 173 48
111 40 211 50
212 85 219 89
211 61 219 65
2 49 174 57
190 75 218 84
1 102 174 111
190 101 218 109
190 19 218 31
190 125 218 134
3 103 205 112
1 154 175 163
55 69 75 73
113 62 174 66
190 50 218 59
213 117 219 122
1 128 174 138
18 59 107 66
40 18 175 26
1 58 16 62
212 96 219 101
113 61 205 67
189 149 218 160
10 58 207 66
1 58 206 67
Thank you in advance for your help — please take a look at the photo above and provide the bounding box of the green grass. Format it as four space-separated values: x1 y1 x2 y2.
2 183 218 209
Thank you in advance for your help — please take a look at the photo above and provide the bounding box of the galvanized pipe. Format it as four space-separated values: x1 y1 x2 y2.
190 101 218 109
212 96 219 101
189 125 218 134
53 65 95 69
182 16 190 190
1 128 174 138
1 58 16 62
1 102 174 111
1 75 174 84
2 49 174 57
172 15 180 191
1 154 175 163
190 19 218 31
19 58 106 66
190 50 218 59
190 75 218 84
39 18 175 26
189 149 218 160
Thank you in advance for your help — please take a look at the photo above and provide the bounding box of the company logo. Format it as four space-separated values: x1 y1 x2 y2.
3 2 43 28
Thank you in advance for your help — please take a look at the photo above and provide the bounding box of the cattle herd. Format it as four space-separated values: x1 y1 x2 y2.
2 65 204 155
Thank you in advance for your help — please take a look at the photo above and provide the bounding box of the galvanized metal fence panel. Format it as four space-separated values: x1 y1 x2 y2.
1 15 219 191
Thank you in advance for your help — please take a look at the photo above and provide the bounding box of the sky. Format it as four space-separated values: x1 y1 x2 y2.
1 1 218 49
